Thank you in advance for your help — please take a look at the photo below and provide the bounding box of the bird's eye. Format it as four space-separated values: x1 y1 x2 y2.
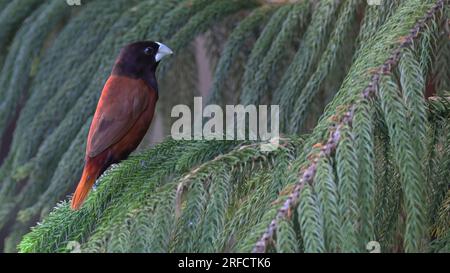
144 47 153 55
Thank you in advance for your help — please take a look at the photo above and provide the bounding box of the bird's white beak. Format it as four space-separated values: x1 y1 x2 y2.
155 42 173 62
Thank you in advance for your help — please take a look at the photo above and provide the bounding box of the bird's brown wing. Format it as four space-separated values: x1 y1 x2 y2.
86 76 150 158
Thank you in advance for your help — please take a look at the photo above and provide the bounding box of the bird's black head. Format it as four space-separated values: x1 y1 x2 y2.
112 41 173 91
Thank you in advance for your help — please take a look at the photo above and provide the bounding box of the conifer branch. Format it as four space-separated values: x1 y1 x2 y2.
253 0 446 253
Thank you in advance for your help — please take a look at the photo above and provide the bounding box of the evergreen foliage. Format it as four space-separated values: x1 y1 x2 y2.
0 0 447 253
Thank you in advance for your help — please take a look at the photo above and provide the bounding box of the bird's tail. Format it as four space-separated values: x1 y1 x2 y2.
71 163 99 210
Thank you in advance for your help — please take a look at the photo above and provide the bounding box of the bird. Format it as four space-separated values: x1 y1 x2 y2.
70 41 173 210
